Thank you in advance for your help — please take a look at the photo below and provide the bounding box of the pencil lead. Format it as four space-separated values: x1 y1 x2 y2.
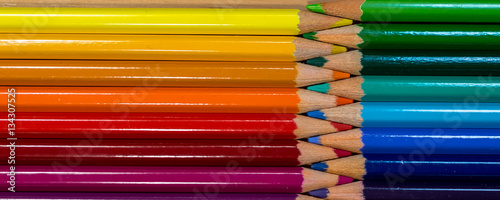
331 122 353 131
308 136 321 145
303 32 318 40
309 188 329 198
311 162 329 172
307 4 326 14
339 176 355 184
331 45 348 54
332 19 354 28
306 57 328 67
308 83 330 93
307 110 326 120
334 149 352 157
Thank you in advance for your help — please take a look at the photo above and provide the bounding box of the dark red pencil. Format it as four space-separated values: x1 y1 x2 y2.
2 139 351 166
0 112 351 139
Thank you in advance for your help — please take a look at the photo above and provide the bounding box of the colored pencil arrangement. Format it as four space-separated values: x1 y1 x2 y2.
1 0 500 199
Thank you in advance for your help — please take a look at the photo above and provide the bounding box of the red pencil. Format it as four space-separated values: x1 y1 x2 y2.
1 112 352 139
2 139 351 166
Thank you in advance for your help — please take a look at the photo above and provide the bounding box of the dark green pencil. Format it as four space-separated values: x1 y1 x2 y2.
303 24 500 50
307 50 500 76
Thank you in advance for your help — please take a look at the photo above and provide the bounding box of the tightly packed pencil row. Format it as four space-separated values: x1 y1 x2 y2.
2 1 500 200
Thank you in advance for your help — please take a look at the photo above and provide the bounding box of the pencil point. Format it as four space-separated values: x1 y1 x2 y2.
307 110 326 120
331 19 354 28
308 136 321 145
309 188 329 198
303 32 318 40
311 162 328 172
306 57 328 67
333 71 351 80
308 83 330 93
334 149 352 157
338 176 355 185
307 4 326 14
336 97 354 106
331 122 353 131
331 45 348 54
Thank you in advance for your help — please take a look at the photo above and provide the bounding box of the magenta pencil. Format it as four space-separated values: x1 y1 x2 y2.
0 193 321 200
0 166 352 193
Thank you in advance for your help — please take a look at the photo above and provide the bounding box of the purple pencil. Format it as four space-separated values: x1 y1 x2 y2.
0 193 321 200
1 166 352 193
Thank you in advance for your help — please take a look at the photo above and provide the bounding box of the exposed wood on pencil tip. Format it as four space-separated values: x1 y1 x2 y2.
313 155 366 180
298 10 353 34
295 63 350 87
304 25 363 48
293 115 352 139
294 37 347 61
310 128 363 153
297 141 351 165
297 89 353 113
302 168 354 192
307 50 363 75
316 76 364 100
307 0 364 20
311 181 364 200
319 102 363 127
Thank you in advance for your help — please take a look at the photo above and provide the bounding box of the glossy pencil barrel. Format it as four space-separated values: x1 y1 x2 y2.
0 139 342 166
0 34 340 61
0 8 347 35
0 193 315 200
0 60 345 87
0 166 347 193
2 87 346 113
359 128 500 155
362 154 500 181
358 50 500 76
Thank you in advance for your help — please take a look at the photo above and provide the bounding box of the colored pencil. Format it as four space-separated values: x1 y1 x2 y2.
0 113 352 139
0 166 353 192
2 87 351 113
307 102 500 128
309 128 500 155
307 0 500 23
0 193 322 200
309 181 500 200
0 34 346 61
3 139 351 166
308 76 500 102
312 154 500 181
0 8 352 35
303 24 500 50
306 50 500 76
0 60 350 87
0 0 332 9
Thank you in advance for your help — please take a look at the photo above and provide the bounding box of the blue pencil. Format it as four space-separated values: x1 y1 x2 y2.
311 154 500 181
307 102 500 128
308 128 500 154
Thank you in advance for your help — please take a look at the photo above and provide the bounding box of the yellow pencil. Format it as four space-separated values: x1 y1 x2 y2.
0 34 347 61
0 7 351 35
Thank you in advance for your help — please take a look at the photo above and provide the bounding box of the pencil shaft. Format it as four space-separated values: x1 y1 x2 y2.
0 60 341 87
0 34 334 61
0 166 305 193
362 181 500 200
359 50 500 76
360 128 500 155
1 139 308 166
363 154 500 181
359 76 500 102
0 193 308 200
2 87 341 113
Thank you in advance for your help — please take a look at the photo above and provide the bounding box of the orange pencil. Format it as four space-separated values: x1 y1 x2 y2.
0 60 349 87
3 87 352 113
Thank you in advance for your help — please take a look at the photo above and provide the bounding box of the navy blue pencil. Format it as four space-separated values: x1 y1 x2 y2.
311 154 500 181
308 128 500 154
309 181 500 200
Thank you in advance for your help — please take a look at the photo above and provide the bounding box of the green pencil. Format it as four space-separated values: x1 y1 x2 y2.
308 76 500 102
306 50 500 76
307 0 500 23
303 24 500 50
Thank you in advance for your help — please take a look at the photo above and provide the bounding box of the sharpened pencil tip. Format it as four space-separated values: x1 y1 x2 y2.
308 83 330 93
331 122 353 131
309 188 329 198
337 97 354 106
333 71 351 80
303 32 318 40
306 4 326 14
338 176 355 185
308 136 321 145
331 19 354 28
307 110 326 120
306 57 328 67
311 162 328 172
334 149 352 157
331 45 348 54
